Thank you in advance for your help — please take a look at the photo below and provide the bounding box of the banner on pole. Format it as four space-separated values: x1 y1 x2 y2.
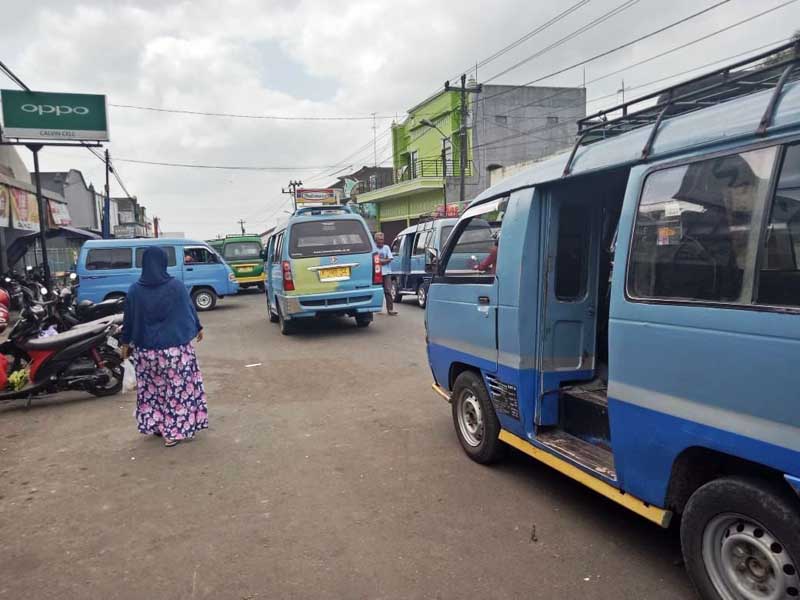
11 188 40 231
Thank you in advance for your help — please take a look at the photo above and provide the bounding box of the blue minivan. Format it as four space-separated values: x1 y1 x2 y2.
388 218 457 308
76 238 239 311
426 45 800 598
264 205 383 334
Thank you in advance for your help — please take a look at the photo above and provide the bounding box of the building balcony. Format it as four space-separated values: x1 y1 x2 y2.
356 158 472 204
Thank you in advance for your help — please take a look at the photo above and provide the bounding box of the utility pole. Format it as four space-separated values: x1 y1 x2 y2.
237 219 246 235
282 180 303 212
153 216 160 238
445 74 482 207
371 112 377 167
103 149 111 239
27 144 51 286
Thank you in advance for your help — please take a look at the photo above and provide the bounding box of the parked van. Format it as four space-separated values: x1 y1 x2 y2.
389 218 457 308
218 234 265 290
264 205 383 334
76 238 238 311
426 45 800 599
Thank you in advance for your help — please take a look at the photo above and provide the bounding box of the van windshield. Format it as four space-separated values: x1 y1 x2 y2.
224 241 261 260
289 219 372 258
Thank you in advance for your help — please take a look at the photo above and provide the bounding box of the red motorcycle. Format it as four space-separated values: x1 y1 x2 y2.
0 289 123 406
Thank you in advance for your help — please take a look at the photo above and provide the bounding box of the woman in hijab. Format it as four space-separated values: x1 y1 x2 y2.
120 247 208 447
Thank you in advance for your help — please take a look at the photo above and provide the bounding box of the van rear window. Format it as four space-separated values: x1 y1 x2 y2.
224 241 262 260
289 220 371 258
86 248 132 270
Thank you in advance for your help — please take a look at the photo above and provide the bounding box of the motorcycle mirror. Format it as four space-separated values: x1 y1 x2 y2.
69 273 77 281
40 287 48 296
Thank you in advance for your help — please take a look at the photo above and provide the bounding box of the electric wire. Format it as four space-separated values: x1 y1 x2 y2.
109 103 394 121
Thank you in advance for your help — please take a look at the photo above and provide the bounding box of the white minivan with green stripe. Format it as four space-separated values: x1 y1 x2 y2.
264 205 384 334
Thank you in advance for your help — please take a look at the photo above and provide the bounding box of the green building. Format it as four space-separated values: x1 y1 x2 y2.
357 90 471 241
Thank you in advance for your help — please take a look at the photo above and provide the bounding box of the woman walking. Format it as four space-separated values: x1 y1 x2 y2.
120 247 208 447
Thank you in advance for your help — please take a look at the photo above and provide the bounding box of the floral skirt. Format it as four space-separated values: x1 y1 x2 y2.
133 343 209 440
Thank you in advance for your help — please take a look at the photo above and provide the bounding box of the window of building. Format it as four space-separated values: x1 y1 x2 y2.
494 115 508 126
555 203 591 301
756 143 800 307
184 246 217 265
369 174 377 191
409 150 419 179
443 198 507 278
86 248 132 270
547 116 559 125
135 246 177 267
628 147 777 303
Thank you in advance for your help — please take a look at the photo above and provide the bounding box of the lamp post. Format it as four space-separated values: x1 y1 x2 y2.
420 118 450 216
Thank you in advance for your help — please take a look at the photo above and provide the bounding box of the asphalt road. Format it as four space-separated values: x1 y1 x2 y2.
0 292 696 599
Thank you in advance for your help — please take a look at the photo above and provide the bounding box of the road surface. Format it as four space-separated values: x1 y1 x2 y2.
0 292 695 599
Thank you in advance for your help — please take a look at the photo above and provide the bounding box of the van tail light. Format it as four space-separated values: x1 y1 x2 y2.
372 252 383 285
282 261 295 291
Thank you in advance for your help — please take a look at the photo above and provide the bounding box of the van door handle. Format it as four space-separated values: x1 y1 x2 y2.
478 296 490 305
186 267 194 271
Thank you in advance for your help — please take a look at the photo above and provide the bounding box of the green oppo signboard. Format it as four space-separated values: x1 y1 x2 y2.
0 89 108 142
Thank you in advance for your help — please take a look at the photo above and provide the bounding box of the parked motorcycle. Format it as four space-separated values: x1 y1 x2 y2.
0 286 124 406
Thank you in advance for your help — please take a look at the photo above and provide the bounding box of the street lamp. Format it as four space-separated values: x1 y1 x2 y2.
420 119 450 215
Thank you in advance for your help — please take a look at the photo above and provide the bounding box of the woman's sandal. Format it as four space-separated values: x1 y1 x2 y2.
164 438 180 448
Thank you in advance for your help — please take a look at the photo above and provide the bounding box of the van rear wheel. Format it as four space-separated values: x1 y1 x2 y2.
681 476 800 600
267 297 280 323
277 304 295 335
451 371 504 464
192 289 217 311
417 282 428 308
390 279 403 303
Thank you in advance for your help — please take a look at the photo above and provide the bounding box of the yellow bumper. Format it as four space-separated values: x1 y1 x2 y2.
236 274 266 284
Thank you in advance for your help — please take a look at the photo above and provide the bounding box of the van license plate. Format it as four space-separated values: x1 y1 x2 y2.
238 266 253 273
318 267 351 280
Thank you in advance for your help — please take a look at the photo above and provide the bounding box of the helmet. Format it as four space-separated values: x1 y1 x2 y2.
0 288 10 310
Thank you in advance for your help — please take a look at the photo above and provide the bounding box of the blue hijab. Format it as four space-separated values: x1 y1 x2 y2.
120 247 202 350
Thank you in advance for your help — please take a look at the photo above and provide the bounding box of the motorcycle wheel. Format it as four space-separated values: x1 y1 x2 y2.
88 350 124 397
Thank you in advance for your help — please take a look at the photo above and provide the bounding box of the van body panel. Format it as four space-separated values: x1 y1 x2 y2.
391 219 457 297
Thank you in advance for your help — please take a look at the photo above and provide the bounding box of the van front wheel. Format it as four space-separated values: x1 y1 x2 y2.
451 371 504 464
192 289 217 311
681 477 800 600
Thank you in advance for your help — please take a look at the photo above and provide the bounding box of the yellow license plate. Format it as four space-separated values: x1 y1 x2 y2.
318 266 351 280
238 266 254 273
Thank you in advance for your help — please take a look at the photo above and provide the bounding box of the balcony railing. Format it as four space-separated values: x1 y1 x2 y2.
396 158 473 182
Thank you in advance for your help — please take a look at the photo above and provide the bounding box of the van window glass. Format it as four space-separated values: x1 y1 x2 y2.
414 231 431 255
184 247 216 265
86 248 132 270
223 241 261 260
756 144 800 307
555 203 591 300
628 147 777 303
276 233 284 259
289 219 371 258
391 236 402 254
135 246 177 267
441 225 454 245
443 199 506 278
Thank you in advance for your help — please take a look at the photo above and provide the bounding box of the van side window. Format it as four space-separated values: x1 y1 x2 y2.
756 143 800 307
414 231 430 255
628 147 777 303
275 233 284 259
391 235 402 254
135 246 177 267
443 199 506 278
184 247 216 264
86 248 132 270
555 203 591 300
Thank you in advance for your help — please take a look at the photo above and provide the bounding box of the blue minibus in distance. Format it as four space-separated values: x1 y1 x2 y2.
264 205 384 334
389 218 457 308
76 238 238 311
426 44 800 599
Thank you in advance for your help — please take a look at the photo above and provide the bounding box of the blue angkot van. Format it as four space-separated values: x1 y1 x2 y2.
426 44 800 599
264 205 384 334
76 238 238 311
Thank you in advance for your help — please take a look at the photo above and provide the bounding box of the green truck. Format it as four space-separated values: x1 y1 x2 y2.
207 234 265 290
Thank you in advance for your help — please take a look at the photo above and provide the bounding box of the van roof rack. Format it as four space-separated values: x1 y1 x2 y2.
563 40 800 175
294 204 352 216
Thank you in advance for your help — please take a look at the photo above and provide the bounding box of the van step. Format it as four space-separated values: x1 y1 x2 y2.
560 387 610 445
537 429 616 480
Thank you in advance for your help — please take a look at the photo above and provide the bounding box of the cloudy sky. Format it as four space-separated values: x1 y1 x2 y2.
1 0 798 239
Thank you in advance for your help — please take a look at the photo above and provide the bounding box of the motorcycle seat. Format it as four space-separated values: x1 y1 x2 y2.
74 314 123 329
22 324 107 351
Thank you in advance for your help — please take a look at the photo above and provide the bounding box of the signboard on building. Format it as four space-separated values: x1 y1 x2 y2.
0 184 11 227
296 188 338 205
0 90 109 142
49 200 72 226
11 188 39 231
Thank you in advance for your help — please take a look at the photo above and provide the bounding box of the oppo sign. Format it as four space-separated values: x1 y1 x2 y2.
1 89 108 142
21 103 90 116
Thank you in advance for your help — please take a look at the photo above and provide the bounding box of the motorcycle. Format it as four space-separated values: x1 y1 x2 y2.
54 273 124 329
0 287 124 406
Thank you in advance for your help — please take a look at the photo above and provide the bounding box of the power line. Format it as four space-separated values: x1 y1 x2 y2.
445 0 593 84
109 103 395 121
483 0 642 84
475 0 735 106
113 158 347 171
0 60 30 91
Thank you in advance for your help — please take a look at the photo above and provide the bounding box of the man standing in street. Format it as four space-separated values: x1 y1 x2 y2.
375 232 397 316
